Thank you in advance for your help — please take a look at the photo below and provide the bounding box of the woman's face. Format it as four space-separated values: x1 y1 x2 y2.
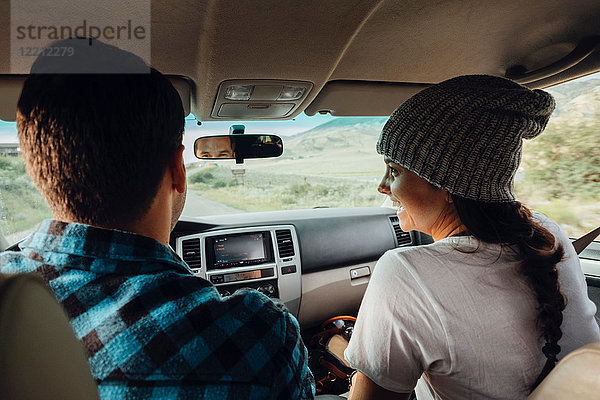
378 158 453 237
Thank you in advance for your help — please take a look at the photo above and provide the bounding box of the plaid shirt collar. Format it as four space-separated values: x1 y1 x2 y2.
22 219 192 275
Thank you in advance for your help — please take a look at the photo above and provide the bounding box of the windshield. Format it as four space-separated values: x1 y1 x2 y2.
180 114 387 218
1 73 599 244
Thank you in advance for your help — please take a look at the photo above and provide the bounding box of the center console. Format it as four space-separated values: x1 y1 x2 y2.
175 225 302 315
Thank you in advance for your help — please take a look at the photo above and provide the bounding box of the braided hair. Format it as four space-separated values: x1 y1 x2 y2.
451 195 566 391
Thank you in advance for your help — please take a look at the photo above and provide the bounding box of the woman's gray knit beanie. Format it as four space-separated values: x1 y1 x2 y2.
377 75 555 202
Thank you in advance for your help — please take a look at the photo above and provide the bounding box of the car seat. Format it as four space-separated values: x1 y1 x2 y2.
527 340 600 399
0 273 99 400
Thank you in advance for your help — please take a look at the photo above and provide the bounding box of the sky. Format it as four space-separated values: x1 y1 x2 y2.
0 120 18 143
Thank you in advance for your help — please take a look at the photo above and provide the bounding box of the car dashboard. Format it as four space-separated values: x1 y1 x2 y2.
170 207 433 328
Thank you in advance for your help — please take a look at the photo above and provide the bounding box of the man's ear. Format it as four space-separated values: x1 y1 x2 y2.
170 144 186 194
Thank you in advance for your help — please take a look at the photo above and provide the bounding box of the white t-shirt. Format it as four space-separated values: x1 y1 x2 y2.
345 214 599 399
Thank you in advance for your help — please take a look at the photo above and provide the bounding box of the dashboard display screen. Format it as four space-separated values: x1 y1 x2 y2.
212 233 269 268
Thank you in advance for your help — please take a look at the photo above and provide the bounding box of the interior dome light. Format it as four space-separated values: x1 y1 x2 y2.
278 86 306 100
225 85 254 100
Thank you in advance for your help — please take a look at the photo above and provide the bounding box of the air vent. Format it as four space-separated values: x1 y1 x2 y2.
181 238 202 270
275 229 295 258
389 216 412 247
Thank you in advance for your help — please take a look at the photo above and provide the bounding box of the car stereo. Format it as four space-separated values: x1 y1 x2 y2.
175 225 302 316
206 231 273 270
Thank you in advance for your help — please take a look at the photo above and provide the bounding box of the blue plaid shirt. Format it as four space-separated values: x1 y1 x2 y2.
0 220 315 399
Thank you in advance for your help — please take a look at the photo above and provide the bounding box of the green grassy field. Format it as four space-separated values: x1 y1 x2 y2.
187 163 386 212
0 157 52 243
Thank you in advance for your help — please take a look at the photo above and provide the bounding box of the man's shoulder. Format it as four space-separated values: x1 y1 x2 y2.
188 285 296 340
0 249 38 274
224 287 291 316
129 272 297 346
132 277 307 390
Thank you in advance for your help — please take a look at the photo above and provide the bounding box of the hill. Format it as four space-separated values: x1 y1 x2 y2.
284 117 387 156
546 78 600 119
249 117 388 177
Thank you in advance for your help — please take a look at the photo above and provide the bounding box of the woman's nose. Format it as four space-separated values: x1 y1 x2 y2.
378 177 391 195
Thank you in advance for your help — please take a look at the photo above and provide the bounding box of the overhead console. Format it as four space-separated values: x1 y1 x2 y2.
211 79 313 119
175 225 302 315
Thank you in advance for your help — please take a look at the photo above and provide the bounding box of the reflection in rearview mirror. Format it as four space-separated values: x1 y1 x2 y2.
195 136 235 159
194 134 283 161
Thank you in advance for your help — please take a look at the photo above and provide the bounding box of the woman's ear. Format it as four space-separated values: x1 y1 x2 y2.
170 144 186 194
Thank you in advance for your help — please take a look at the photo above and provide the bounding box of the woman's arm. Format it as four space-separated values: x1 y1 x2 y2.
348 372 411 400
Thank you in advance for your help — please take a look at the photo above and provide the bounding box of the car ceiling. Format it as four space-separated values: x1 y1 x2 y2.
0 0 599 120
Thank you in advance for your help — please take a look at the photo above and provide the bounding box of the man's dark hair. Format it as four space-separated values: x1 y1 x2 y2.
17 39 185 227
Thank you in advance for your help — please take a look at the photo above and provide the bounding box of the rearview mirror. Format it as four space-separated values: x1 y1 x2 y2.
194 134 283 161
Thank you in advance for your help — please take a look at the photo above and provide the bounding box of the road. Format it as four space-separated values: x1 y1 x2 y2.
182 190 242 217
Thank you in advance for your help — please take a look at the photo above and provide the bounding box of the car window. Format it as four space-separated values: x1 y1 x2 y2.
180 114 387 219
1 73 598 244
514 72 600 239
0 124 52 244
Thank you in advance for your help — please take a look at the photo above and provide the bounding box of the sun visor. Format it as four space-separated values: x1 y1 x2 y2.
0 75 193 122
305 81 430 116
0 76 25 122
168 76 193 117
